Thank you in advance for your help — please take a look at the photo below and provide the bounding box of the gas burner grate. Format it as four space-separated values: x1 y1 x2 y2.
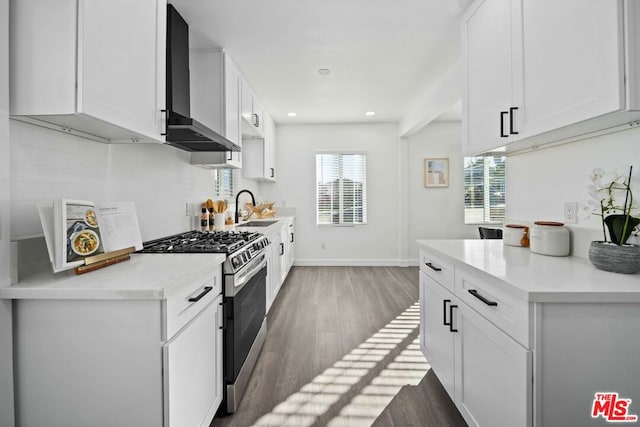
139 230 261 254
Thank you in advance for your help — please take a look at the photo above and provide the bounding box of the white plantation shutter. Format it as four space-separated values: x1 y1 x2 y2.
464 155 506 224
316 152 367 225
213 169 236 199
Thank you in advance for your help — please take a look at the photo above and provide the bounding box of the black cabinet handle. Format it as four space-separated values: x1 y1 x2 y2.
227 151 233 161
443 299 451 326
449 304 458 332
270 167 275 178
500 111 508 137
509 107 519 135
425 262 442 272
290 233 294 243
468 289 498 306
280 242 284 256
188 286 213 302
160 109 167 136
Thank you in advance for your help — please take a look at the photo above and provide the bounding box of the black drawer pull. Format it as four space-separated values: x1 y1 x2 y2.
443 299 451 326
290 233 294 243
449 304 458 332
509 106 519 135
188 286 213 302
500 111 508 138
425 262 442 272
280 242 284 256
468 289 498 306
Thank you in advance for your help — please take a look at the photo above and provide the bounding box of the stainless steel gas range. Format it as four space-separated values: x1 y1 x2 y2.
139 230 270 414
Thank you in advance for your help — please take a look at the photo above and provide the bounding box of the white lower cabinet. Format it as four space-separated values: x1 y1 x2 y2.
454 297 531 427
420 251 532 427
164 295 223 427
11 267 224 427
420 272 456 397
266 230 282 313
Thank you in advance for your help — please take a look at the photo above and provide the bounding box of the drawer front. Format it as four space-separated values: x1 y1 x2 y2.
455 268 530 348
165 268 222 340
420 248 454 292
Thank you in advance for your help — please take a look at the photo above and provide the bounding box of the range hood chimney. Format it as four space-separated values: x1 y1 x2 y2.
165 4 240 152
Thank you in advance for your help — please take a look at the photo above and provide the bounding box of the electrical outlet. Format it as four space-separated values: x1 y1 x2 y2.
564 202 578 224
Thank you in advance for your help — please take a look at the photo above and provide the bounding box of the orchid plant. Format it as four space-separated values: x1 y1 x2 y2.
587 166 640 245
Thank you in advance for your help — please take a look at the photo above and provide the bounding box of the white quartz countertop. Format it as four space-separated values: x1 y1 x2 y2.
233 216 294 236
417 239 640 303
0 253 225 300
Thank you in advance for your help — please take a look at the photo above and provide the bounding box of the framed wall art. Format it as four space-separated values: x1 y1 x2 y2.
424 158 449 188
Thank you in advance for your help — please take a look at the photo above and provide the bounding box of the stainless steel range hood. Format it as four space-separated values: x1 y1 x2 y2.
165 4 240 152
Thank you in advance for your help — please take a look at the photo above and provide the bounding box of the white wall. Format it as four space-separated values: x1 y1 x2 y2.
261 123 401 265
406 121 477 262
506 126 640 259
9 121 254 243
0 0 15 423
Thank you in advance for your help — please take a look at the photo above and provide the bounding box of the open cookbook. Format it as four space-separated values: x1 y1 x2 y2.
38 199 143 273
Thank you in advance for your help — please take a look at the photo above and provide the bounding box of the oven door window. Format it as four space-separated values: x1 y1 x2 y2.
225 264 267 381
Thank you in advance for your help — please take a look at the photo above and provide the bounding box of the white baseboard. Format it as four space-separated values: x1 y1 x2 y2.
294 259 416 267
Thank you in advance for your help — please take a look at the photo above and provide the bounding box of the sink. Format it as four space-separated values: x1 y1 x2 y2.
237 220 279 227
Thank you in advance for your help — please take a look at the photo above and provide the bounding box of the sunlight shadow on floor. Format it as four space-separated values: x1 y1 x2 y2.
252 303 429 427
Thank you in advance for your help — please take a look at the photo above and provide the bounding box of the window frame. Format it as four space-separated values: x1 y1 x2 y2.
464 155 506 225
316 151 368 227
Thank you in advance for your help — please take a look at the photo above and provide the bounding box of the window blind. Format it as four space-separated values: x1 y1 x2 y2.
213 169 236 199
316 153 367 225
464 156 506 224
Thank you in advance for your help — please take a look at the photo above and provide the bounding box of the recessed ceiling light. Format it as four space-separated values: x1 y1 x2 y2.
287 112 297 117
365 111 376 116
318 68 331 76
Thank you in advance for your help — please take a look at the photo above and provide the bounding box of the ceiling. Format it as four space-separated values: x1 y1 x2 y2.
170 0 465 125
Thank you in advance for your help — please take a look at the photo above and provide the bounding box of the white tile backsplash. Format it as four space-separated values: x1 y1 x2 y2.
10 119 266 258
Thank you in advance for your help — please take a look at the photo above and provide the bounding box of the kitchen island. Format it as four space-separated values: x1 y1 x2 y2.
417 239 640 427
0 253 225 427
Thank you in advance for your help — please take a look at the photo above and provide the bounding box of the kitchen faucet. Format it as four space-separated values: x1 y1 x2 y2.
235 189 256 224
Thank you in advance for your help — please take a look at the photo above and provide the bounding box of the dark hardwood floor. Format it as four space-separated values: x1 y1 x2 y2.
212 266 466 427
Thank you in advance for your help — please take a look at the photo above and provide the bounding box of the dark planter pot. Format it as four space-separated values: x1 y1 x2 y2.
588 241 640 274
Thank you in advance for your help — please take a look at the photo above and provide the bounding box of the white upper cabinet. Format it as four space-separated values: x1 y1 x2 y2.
462 0 519 155
242 112 277 181
10 0 166 143
190 50 242 168
241 79 264 137
462 0 640 156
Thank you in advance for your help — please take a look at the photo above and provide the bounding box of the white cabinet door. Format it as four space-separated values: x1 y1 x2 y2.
517 0 625 139
242 111 276 181
285 219 295 272
224 54 242 168
462 0 518 155
80 0 165 141
279 223 288 284
454 300 531 427
420 272 456 398
164 297 222 427
269 232 283 308
189 51 242 169
240 79 264 137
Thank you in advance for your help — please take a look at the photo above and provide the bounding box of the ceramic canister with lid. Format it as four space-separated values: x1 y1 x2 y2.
529 221 570 256
503 224 530 247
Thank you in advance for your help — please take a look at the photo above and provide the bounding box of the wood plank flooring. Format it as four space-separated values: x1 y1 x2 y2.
211 266 466 427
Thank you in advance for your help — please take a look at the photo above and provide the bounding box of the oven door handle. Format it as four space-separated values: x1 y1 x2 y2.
232 255 267 295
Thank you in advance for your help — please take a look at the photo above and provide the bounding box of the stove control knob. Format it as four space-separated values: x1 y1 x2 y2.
232 256 242 269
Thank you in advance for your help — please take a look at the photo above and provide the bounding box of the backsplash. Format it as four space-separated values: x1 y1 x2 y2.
10 119 263 276
506 125 640 258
